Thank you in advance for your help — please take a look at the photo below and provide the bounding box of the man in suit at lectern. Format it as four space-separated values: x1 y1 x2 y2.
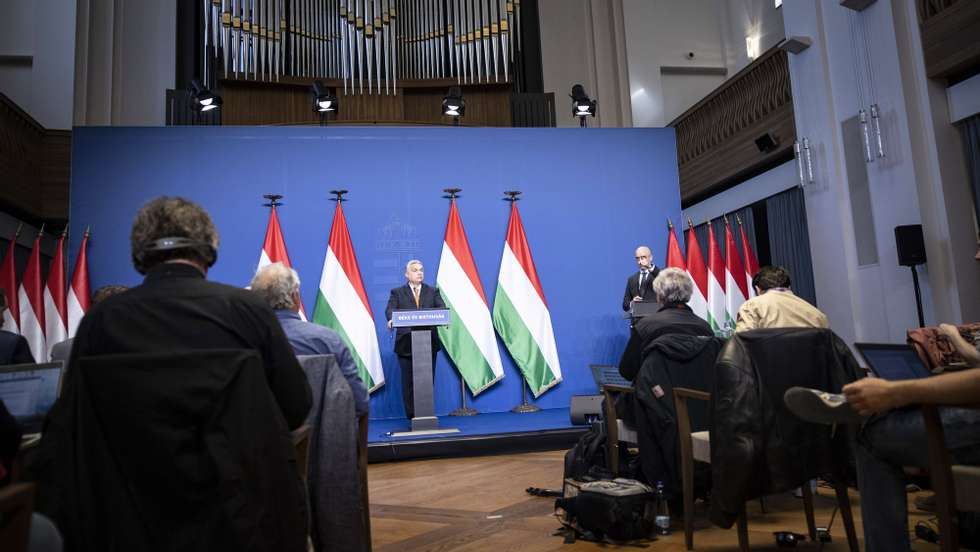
622 245 660 312
385 260 445 419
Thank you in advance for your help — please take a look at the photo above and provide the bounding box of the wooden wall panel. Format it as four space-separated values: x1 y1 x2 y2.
918 0 980 80
0 94 70 226
669 47 795 206
217 79 510 126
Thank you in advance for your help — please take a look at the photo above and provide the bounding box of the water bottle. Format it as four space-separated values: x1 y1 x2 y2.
655 481 671 535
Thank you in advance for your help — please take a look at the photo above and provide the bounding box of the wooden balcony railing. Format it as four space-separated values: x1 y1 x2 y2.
669 46 795 206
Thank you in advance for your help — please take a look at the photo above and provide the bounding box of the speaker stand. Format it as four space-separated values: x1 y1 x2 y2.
910 265 925 328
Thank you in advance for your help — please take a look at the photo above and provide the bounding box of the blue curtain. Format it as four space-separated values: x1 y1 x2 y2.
960 114 980 245
689 205 757 272
766 186 817 306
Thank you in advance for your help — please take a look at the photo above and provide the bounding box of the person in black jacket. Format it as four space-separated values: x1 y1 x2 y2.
619 268 713 381
0 289 34 366
622 245 660 312
385 259 445 419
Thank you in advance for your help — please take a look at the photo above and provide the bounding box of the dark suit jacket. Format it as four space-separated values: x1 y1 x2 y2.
385 283 445 357
622 266 661 311
0 330 35 365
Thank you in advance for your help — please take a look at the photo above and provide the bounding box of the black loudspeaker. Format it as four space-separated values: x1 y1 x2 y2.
895 225 926 266
569 395 603 425
754 132 778 153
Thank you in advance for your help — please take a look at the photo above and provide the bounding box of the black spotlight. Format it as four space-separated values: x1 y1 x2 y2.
190 78 222 112
570 84 596 127
312 80 338 126
442 86 465 125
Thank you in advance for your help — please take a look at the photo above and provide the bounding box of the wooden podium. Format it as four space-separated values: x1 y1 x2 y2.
391 308 451 432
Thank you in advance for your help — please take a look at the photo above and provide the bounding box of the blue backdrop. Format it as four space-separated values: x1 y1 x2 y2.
70 126 681 419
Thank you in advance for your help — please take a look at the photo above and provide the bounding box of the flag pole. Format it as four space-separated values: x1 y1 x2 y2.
503 190 540 414
443 187 478 417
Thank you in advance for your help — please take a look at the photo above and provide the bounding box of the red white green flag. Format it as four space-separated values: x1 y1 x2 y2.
0 225 21 333
436 199 505 395
724 218 748 331
738 218 759 299
19 231 46 361
706 223 727 334
312 202 385 392
685 221 708 321
43 232 68 359
258 205 306 319
492 202 561 397
665 220 686 270
67 228 91 338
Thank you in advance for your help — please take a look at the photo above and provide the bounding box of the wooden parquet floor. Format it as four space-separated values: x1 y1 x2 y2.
368 450 943 551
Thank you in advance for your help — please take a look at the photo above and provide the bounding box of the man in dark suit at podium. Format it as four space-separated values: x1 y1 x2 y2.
622 245 660 312
385 259 445 419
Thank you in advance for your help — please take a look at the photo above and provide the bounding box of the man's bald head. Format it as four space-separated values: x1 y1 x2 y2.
634 246 653 271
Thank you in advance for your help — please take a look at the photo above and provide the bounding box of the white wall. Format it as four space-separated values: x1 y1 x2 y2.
717 0 785 78
683 160 798 225
0 0 77 130
74 0 176 126
779 0 980 344
539 0 632 128
622 0 727 127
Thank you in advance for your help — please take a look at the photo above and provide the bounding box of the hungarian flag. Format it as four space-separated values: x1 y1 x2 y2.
665 220 686 270
436 199 505 395
685 221 708 322
492 202 561 397
706 223 727 334
0 226 20 333
312 202 385 392
18 231 46 361
738 218 759 298
258 206 306 319
67 228 91 337
724 219 748 330
43 232 68 358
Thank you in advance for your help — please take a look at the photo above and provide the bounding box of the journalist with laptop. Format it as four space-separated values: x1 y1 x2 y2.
786 324 980 552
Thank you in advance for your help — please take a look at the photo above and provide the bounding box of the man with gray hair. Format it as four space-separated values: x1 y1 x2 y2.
251 262 368 416
619 268 713 380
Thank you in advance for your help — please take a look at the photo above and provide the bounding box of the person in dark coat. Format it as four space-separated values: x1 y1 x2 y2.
619 268 713 381
36 196 311 552
385 259 445 419
0 289 34 366
622 245 660 312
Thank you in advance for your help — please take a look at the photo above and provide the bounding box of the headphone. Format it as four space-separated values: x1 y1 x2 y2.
132 236 217 274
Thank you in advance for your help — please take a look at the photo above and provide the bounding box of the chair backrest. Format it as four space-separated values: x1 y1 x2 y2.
923 403 980 552
0 483 34 552
58 349 307 552
714 328 860 493
296 354 370 552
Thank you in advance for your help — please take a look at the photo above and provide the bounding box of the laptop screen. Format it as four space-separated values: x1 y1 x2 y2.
854 344 931 381
0 362 64 428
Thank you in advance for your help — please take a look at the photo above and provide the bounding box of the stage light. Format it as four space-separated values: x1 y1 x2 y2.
190 79 222 112
312 80 338 112
570 84 596 127
442 86 465 125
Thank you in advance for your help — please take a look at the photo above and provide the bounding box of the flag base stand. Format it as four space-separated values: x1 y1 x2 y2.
449 378 478 417
511 383 540 414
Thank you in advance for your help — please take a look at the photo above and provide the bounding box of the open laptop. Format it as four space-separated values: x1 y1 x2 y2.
0 361 64 436
589 364 632 390
853 343 932 381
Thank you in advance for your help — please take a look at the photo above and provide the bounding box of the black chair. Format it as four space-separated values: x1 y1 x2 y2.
44 349 308 552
